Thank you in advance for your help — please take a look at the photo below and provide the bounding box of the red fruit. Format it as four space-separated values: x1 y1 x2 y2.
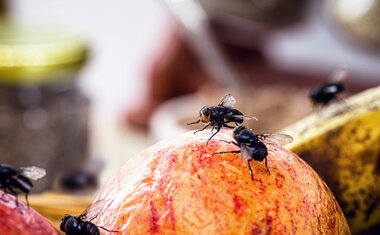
90 130 350 234
0 191 59 235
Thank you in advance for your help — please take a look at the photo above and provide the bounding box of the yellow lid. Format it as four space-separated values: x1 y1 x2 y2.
0 23 89 85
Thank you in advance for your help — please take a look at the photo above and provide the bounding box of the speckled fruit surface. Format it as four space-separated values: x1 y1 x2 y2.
91 130 350 235
0 191 59 235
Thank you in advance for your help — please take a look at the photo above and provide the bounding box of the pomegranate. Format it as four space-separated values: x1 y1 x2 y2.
0 191 59 235
91 130 350 234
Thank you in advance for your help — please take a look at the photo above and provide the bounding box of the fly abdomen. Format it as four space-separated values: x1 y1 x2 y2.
251 142 268 162
225 114 244 124
82 222 100 235
9 177 32 194
18 174 33 187
229 108 243 116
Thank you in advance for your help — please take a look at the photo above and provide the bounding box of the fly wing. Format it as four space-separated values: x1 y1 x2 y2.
229 115 258 121
240 143 253 161
20 166 46 181
218 94 236 108
79 199 107 220
330 65 348 83
257 133 293 146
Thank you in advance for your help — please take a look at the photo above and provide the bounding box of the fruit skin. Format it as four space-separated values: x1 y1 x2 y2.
0 191 60 235
90 130 349 235
282 86 380 234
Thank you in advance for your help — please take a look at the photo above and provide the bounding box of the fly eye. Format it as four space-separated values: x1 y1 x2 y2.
200 114 209 123
60 216 70 231
200 107 210 116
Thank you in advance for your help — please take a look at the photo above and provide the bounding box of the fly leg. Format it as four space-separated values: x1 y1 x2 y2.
24 193 30 208
264 156 271 175
206 125 221 145
212 150 240 156
9 178 31 209
219 140 239 146
194 123 210 134
248 160 254 181
187 120 200 125
222 123 235 128
98 226 119 233
7 187 22 213
334 96 350 113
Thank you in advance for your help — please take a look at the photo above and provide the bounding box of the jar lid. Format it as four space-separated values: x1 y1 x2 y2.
0 23 89 85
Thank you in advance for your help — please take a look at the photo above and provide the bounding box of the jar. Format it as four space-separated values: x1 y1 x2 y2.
0 24 90 192
199 0 309 27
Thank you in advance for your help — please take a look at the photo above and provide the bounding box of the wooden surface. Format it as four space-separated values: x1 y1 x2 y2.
23 192 93 231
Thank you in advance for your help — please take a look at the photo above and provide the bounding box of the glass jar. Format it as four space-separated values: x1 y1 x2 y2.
0 24 90 192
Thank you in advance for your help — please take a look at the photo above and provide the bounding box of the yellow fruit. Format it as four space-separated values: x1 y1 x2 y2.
89 130 350 234
282 86 380 234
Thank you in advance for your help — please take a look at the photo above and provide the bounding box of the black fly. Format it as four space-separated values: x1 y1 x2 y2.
188 94 255 144
309 67 347 106
57 158 103 193
212 125 293 180
59 171 98 192
0 164 46 208
60 199 118 235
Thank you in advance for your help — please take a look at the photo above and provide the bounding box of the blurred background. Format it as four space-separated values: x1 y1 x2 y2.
0 0 379 195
